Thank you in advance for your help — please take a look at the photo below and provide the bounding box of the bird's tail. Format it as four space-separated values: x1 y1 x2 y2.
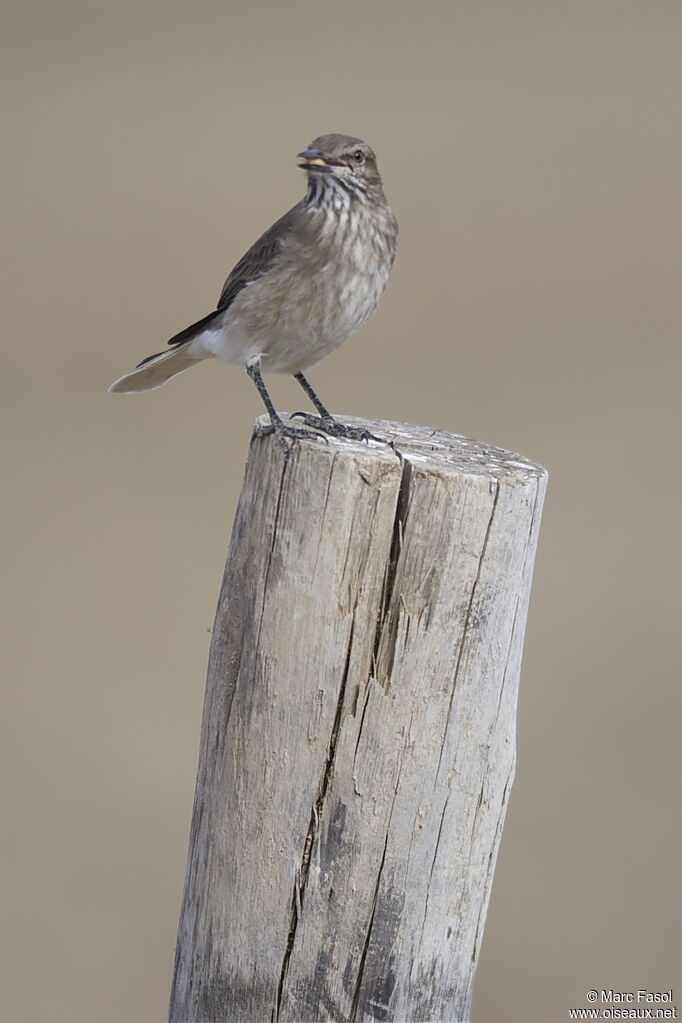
108 342 206 393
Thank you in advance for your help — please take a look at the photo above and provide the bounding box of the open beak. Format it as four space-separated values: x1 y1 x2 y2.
297 148 343 170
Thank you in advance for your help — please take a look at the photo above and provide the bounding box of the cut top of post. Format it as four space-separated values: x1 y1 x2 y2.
254 413 547 483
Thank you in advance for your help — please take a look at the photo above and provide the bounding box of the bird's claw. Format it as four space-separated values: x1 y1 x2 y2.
253 419 329 456
290 412 378 443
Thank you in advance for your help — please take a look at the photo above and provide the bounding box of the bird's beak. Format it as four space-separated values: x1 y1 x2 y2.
297 149 343 170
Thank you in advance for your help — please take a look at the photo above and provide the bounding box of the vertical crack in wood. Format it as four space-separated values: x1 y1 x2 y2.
312 453 338 577
254 458 288 654
348 747 405 1023
418 787 453 955
274 608 357 1020
449 765 491 956
436 480 500 777
348 830 389 1023
490 591 523 749
352 682 373 769
470 764 514 967
372 454 414 685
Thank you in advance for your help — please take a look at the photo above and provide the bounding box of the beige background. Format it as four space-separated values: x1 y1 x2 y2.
2 1 680 1021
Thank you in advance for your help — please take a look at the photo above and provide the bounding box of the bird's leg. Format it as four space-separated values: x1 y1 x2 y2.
291 372 378 443
293 372 334 418
246 358 326 455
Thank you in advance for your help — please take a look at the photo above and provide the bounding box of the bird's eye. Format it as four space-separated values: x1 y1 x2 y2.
352 149 364 162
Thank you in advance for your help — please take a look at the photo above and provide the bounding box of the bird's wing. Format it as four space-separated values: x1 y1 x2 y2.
167 203 301 347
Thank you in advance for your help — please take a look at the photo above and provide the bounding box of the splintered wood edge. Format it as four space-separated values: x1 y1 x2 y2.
251 413 548 483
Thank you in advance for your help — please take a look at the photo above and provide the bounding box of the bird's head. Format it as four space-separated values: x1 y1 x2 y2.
298 134 383 198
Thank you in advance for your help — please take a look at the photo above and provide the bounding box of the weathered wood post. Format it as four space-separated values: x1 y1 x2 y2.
169 415 547 1023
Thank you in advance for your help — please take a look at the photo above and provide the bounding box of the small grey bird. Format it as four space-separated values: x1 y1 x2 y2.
109 133 398 451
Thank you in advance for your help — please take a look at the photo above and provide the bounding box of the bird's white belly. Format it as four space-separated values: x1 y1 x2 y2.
194 258 389 375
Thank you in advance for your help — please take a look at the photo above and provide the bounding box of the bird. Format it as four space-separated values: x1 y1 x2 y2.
108 133 398 453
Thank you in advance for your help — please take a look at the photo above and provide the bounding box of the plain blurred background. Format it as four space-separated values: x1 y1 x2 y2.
2 1 680 1020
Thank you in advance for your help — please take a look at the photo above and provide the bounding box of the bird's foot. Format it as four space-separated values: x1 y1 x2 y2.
253 419 329 456
290 413 378 443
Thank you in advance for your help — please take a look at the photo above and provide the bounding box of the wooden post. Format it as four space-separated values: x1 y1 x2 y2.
169 416 547 1023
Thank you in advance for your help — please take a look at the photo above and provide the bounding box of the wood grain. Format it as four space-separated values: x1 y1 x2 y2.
169 416 547 1023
